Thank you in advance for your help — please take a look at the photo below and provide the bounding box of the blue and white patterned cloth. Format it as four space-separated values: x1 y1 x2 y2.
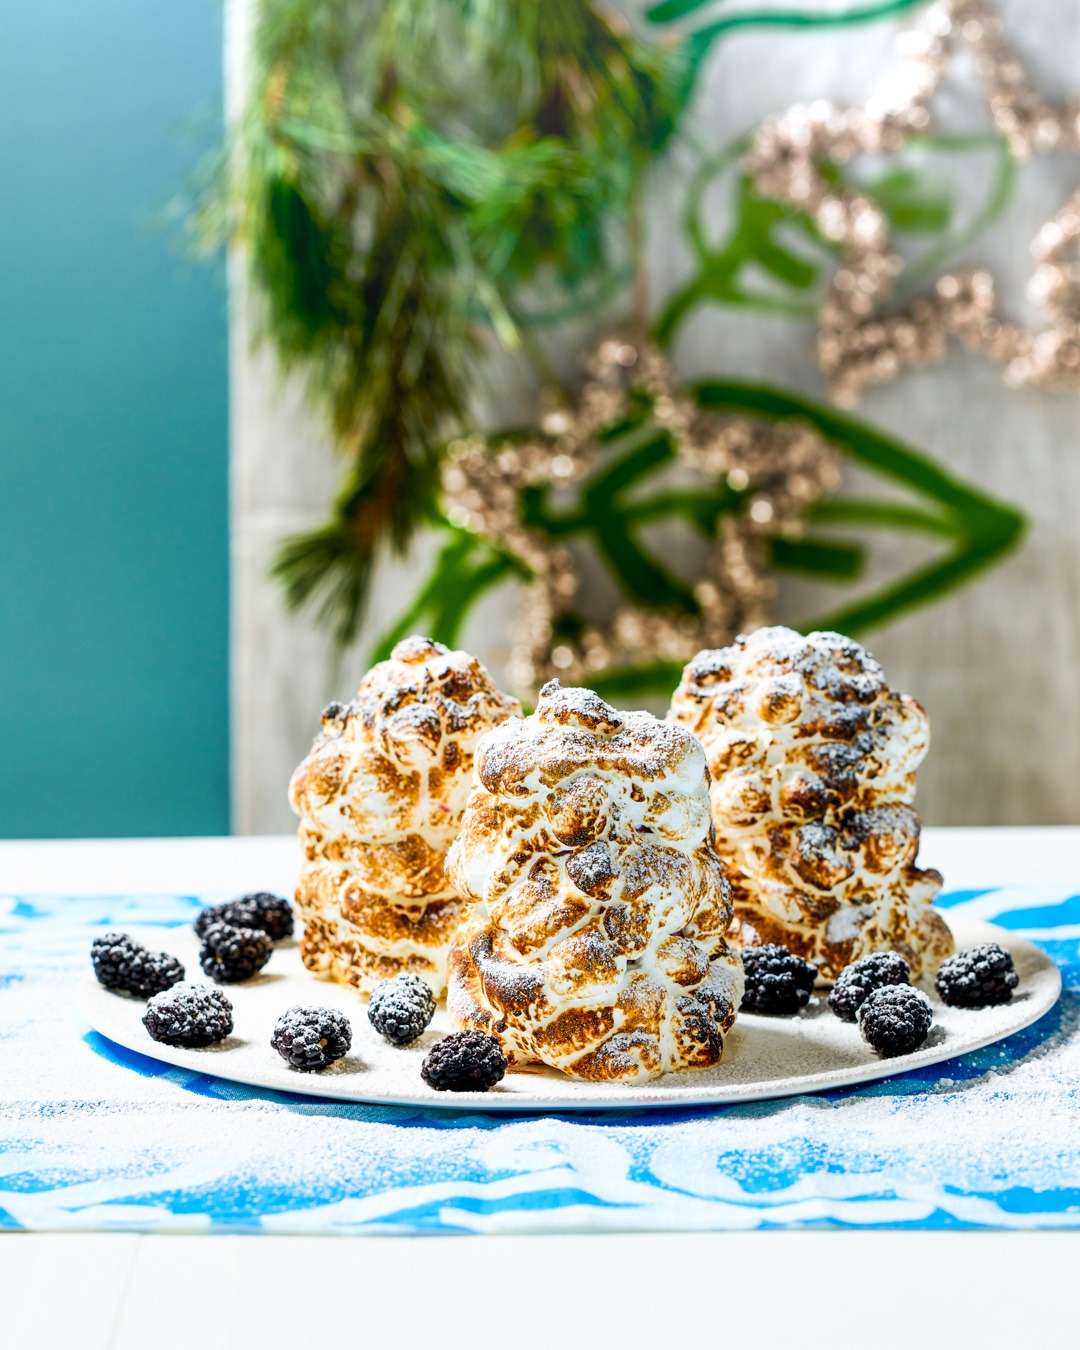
1 887 1078 1234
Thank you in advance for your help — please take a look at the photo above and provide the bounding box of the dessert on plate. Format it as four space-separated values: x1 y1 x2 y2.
444 679 745 1082
288 636 521 996
668 626 952 980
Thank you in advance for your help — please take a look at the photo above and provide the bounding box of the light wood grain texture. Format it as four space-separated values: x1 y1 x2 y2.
0 1233 138 1350
227 0 1080 831
7 1231 1079 1349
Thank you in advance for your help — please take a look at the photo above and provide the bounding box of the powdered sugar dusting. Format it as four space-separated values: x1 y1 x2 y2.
78 914 1058 1110
1 890 1076 1234
287 637 520 995
444 682 743 1081
670 626 947 981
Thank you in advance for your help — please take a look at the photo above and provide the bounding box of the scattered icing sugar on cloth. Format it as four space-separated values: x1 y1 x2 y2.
2 890 1078 1234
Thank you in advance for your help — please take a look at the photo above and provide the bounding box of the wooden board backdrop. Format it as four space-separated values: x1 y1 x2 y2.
227 0 1080 833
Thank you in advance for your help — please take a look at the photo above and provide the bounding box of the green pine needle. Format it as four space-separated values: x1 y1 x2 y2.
183 0 1026 671
194 0 691 646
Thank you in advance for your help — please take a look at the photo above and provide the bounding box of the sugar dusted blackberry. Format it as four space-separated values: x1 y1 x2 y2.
194 905 225 940
935 942 1018 1008
199 921 272 984
91 932 145 992
858 984 933 1056
143 982 234 1047
91 932 184 998
420 1031 507 1092
122 947 185 999
829 951 911 1022
740 944 817 1015
271 1006 352 1072
368 973 436 1046
194 892 294 941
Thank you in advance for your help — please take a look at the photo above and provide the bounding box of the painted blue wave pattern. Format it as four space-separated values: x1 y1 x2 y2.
1 888 1078 1234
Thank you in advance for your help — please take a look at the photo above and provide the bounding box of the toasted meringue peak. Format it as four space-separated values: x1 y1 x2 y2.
669 626 952 980
445 681 744 1082
289 637 521 995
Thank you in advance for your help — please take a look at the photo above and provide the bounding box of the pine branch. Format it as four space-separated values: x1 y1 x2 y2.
197 0 690 645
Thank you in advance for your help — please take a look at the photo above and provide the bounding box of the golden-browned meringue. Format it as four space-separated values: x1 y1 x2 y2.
289 636 521 996
445 680 744 1082
668 626 952 980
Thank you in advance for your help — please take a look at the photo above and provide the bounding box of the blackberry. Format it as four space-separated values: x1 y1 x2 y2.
420 1031 507 1092
198 921 272 984
829 951 911 1022
271 1006 352 1072
91 932 184 999
194 892 293 942
740 944 817 1015
858 985 933 1056
143 982 234 1047
368 973 436 1046
935 943 1018 1008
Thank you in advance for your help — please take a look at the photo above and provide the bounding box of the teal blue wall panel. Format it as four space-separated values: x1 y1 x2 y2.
0 2 229 836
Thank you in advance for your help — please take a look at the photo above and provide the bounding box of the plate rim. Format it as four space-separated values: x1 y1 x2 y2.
77 914 1063 1113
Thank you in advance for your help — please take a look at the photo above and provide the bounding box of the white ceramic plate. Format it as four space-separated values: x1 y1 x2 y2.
79 915 1061 1112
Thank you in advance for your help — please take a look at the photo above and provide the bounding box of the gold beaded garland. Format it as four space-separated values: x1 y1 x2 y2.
745 0 1080 405
442 336 840 694
441 0 1080 689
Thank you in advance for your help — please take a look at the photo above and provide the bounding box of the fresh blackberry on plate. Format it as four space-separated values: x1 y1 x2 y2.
198 921 272 984
829 951 911 1022
740 944 818 1014
368 973 436 1046
271 1006 352 1072
420 1031 507 1092
193 906 224 940
858 985 933 1056
91 932 184 999
143 982 234 1047
935 942 1018 1007
91 931 140 990
194 892 294 941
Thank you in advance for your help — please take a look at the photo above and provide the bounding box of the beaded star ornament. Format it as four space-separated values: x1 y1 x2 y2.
746 0 1080 404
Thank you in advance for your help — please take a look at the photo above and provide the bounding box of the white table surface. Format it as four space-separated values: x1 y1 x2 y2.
3 827 1079 1349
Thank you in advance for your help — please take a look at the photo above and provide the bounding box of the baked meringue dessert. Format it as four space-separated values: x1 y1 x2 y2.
668 626 952 981
445 680 744 1082
289 636 521 996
